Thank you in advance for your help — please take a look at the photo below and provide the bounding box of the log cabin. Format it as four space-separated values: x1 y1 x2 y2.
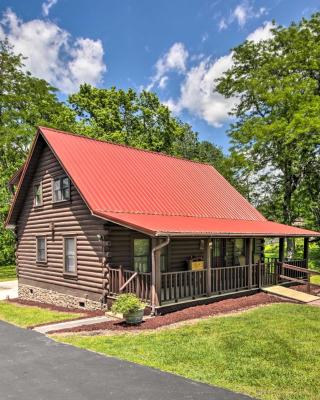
6 127 320 313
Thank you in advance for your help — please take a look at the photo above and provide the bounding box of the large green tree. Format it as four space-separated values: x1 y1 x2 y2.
216 14 320 229
0 40 75 264
68 84 231 175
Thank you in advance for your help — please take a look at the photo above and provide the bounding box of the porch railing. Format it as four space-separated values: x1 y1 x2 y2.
161 265 260 303
161 269 207 302
109 259 307 305
211 264 259 295
263 258 308 284
109 267 151 302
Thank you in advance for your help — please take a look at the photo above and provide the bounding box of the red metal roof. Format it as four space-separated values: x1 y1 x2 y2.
7 126 320 237
102 212 318 237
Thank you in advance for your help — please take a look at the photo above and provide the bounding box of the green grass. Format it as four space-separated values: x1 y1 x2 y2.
0 265 17 281
0 301 83 328
56 304 320 400
311 275 320 285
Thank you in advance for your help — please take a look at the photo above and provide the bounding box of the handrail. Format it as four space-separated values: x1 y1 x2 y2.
279 262 320 275
119 272 138 292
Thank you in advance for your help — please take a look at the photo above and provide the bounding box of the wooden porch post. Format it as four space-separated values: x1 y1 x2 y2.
204 239 212 296
279 237 285 262
303 237 309 268
277 237 285 284
151 238 161 311
248 238 253 289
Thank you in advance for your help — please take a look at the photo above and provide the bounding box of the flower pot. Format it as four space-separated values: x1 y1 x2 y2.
123 308 145 325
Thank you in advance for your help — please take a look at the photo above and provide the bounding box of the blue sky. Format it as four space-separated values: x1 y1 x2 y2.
1 0 319 150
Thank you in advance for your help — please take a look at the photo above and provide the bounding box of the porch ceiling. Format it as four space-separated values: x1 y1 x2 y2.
95 211 320 238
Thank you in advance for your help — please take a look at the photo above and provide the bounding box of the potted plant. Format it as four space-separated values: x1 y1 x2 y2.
111 293 146 324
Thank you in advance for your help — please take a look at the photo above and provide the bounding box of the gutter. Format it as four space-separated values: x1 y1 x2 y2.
154 232 320 238
151 236 170 315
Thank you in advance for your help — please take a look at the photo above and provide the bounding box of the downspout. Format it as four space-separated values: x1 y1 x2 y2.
151 236 170 315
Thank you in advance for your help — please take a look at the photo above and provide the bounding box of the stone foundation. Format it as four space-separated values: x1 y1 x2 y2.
18 283 106 311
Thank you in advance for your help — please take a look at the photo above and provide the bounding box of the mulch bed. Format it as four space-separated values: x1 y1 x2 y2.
7 298 105 316
51 292 292 334
291 284 320 296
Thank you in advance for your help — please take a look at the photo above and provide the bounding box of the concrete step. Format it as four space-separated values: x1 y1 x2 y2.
33 315 114 334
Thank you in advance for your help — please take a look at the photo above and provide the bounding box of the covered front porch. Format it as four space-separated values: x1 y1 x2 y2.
106 236 310 312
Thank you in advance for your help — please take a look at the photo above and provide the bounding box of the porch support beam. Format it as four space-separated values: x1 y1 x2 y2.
303 237 309 268
279 237 285 262
151 237 170 315
204 239 212 296
248 238 253 289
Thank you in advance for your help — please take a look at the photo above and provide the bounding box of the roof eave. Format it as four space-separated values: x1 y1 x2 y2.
92 211 157 237
154 231 320 238
5 130 41 227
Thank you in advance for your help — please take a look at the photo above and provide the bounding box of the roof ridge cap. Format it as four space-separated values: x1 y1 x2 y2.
38 126 216 168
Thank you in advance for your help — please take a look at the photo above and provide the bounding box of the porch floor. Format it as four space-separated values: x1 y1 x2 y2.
263 285 319 303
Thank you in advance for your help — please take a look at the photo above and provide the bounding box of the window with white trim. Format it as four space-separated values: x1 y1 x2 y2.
53 176 70 202
36 237 46 263
64 237 77 274
34 183 42 206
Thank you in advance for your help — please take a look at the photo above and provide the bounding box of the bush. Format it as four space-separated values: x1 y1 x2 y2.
111 293 146 315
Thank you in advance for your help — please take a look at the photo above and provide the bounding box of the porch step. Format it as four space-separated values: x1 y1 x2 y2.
263 285 319 303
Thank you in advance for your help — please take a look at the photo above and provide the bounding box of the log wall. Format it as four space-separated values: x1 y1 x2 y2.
16 145 106 301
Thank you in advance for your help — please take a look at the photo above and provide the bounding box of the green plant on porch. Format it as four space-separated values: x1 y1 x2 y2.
112 293 146 324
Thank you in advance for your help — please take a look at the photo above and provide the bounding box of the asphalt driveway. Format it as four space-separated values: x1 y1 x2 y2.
0 321 254 400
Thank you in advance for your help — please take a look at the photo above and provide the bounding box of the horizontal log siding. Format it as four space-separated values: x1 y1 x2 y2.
169 239 204 272
108 226 149 269
16 145 105 298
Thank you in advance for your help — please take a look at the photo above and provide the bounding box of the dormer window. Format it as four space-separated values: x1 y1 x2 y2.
53 176 70 202
34 183 42 206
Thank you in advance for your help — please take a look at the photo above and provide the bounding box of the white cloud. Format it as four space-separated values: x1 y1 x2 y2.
166 22 274 127
201 33 209 42
167 54 236 127
158 76 168 89
246 20 274 42
0 9 106 93
234 4 248 27
147 42 188 90
218 18 228 31
218 1 268 30
42 0 58 17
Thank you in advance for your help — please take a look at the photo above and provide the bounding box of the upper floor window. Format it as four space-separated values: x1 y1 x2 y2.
34 183 43 206
36 236 46 263
53 176 70 202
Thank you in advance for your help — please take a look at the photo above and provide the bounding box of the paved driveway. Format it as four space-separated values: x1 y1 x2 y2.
0 321 254 400
0 280 18 300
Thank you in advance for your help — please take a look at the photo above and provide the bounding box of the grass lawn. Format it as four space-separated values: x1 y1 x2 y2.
56 304 320 400
0 265 17 281
311 275 320 285
0 301 83 328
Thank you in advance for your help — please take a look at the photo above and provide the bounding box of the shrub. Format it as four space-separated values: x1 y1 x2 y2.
111 293 146 315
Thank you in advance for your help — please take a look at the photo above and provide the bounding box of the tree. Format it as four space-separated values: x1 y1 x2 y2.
68 84 230 175
216 14 320 229
0 39 75 264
